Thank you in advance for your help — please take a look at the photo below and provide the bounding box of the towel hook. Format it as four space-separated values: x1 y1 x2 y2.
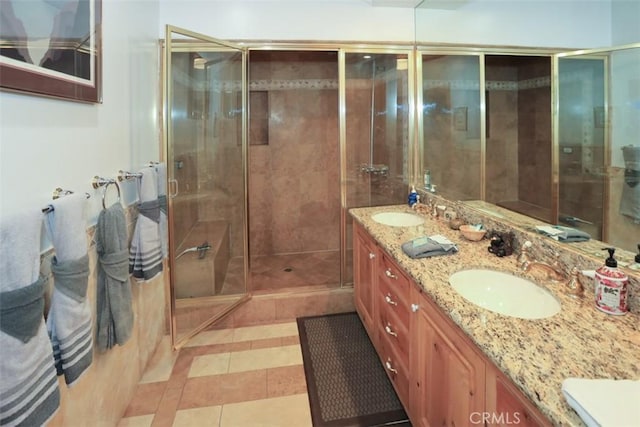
92 176 121 209
42 188 91 213
118 170 143 182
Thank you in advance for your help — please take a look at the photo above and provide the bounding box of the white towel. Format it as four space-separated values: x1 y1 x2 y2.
129 167 163 281
44 193 93 386
155 162 168 259
562 378 640 427
0 209 60 426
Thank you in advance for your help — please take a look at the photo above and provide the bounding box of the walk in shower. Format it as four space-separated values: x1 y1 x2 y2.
165 28 413 346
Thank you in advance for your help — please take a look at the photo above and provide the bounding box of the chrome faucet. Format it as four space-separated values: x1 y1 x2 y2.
518 241 566 281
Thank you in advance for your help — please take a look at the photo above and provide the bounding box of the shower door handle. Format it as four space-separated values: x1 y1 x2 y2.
169 179 179 198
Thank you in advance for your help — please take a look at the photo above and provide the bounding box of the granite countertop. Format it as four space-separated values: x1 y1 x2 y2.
350 205 640 426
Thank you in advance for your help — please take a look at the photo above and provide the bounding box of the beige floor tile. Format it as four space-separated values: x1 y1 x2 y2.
219 394 312 427
228 345 302 373
232 322 298 342
183 328 234 348
189 352 231 378
140 336 179 384
117 414 154 427
173 406 222 427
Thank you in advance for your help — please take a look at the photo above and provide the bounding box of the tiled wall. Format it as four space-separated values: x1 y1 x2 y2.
248 51 341 256
43 205 166 426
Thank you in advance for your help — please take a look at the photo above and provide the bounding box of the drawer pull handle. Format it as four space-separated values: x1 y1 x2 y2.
385 360 398 374
411 303 419 312
385 269 397 279
385 324 398 337
384 294 397 306
369 252 376 259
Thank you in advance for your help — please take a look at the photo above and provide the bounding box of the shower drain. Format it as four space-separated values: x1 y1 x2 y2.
283 267 293 272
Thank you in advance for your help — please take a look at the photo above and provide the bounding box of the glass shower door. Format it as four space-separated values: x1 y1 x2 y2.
342 50 413 284
165 26 248 348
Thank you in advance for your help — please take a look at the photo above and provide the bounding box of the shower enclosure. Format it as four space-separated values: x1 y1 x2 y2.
164 30 414 346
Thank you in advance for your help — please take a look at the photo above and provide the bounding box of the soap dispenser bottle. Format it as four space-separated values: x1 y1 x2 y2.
408 186 419 207
594 247 629 315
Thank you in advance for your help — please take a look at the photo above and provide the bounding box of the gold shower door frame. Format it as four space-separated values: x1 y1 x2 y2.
164 25 250 350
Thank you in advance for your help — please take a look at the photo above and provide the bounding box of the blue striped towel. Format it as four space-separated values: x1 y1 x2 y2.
0 209 60 426
44 192 93 386
129 167 163 281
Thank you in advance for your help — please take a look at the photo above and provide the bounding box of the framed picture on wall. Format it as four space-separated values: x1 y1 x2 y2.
0 0 102 103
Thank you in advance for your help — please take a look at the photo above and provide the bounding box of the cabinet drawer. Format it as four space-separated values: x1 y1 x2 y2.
377 331 410 404
377 303 410 363
378 276 410 329
378 251 410 301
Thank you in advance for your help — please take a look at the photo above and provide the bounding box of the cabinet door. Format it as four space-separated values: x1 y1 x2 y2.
410 288 485 427
353 223 377 337
486 364 551 427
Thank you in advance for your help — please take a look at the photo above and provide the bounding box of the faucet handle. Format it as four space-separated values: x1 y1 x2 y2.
517 241 533 268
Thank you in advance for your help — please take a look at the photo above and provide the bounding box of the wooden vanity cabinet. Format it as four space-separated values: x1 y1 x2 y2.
352 222 551 427
486 364 552 427
410 285 486 427
353 223 378 338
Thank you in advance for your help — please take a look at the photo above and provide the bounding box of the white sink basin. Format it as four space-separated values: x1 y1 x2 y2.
449 269 560 319
371 212 424 227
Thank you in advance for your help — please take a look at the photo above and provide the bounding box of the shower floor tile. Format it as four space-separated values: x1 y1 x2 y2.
219 250 341 295
249 250 341 292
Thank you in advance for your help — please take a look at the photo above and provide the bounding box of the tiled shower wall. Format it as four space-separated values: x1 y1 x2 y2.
248 52 341 256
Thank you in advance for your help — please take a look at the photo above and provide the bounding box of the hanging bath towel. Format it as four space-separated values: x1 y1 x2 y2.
129 167 163 281
96 203 134 351
620 145 640 222
155 162 169 259
44 193 93 386
0 209 60 426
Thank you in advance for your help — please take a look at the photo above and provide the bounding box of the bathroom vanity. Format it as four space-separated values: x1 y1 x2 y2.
351 205 639 426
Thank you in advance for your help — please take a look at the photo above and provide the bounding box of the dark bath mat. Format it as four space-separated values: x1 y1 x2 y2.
297 312 411 427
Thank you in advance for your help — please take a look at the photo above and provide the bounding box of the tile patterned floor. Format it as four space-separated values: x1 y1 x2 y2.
118 322 312 427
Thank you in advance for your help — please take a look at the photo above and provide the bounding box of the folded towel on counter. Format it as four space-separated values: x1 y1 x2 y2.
96 203 134 351
44 193 93 386
562 378 640 427
0 209 60 426
129 167 163 281
402 235 458 259
535 225 591 242
155 162 168 259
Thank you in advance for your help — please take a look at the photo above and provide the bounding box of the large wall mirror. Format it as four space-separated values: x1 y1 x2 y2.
416 43 640 262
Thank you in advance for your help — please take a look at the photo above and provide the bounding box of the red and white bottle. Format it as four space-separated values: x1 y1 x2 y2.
594 248 629 315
